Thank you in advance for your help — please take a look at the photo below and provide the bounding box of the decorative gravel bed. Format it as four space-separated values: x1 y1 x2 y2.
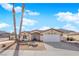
0 42 45 51
19 42 46 50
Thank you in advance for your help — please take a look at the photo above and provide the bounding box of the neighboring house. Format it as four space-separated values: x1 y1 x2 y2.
67 33 79 41
57 29 77 41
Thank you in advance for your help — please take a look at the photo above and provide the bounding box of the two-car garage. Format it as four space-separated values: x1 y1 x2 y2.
40 29 63 42
41 34 62 42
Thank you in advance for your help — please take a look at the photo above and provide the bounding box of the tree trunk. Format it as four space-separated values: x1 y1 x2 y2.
12 3 18 42
19 4 25 41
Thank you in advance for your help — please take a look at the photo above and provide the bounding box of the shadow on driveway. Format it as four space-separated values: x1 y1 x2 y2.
45 42 79 51
13 43 19 56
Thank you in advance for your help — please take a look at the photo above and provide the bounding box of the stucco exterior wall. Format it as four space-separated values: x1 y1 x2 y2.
20 32 31 41
41 29 62 35
40 29 64 42
31 32 40 40
68 35 79 41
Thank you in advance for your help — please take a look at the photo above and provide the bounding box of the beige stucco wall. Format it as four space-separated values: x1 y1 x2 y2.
10 35 15 40
63 34 68 37
41 29 62 35
31 32 40 40
20 32 31 40
9 29 65 41
68 35 79 41
63 33 79 41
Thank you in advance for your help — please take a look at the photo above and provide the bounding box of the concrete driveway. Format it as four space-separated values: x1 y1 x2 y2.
0 42 79 56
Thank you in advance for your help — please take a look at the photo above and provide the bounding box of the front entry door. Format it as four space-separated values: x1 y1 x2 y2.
23 35 27 41
31 32 40 41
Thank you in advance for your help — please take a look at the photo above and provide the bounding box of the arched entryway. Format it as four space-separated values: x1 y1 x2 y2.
31 32 41 41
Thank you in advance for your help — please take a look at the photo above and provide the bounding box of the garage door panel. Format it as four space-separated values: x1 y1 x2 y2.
41 35 62 42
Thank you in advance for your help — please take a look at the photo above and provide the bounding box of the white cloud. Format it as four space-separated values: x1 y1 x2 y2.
26 10 31 13
23 18 38 26
15 26 26 33
28 11 40 16
25 10 40 16
63 24 78 32
0 3 13 11
21 26 31 31
0 23 10 28
10 30 14 33
14 6 22 13
22 26 26 29
39 26 50 30
52 27 59 29
55 11 79 23
0 3 40 15
0 3 21 13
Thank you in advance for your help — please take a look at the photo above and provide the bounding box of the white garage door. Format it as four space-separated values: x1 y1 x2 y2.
41 34 62 42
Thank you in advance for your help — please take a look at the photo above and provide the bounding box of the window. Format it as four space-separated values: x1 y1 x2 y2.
23 35 27 39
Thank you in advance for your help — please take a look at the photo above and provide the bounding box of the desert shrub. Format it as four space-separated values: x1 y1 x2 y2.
2 44 6 48
67 37 75 41
67 37 70 41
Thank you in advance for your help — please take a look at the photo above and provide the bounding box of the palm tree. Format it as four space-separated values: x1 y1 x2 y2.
19 3 25 40
12 3 17 42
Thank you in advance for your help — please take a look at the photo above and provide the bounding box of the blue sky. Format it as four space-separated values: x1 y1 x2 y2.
0 3 79 33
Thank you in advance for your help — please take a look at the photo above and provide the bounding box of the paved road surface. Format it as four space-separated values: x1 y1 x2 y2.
0 40 14 44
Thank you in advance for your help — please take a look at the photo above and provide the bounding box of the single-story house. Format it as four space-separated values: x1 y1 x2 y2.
19 28 64 42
